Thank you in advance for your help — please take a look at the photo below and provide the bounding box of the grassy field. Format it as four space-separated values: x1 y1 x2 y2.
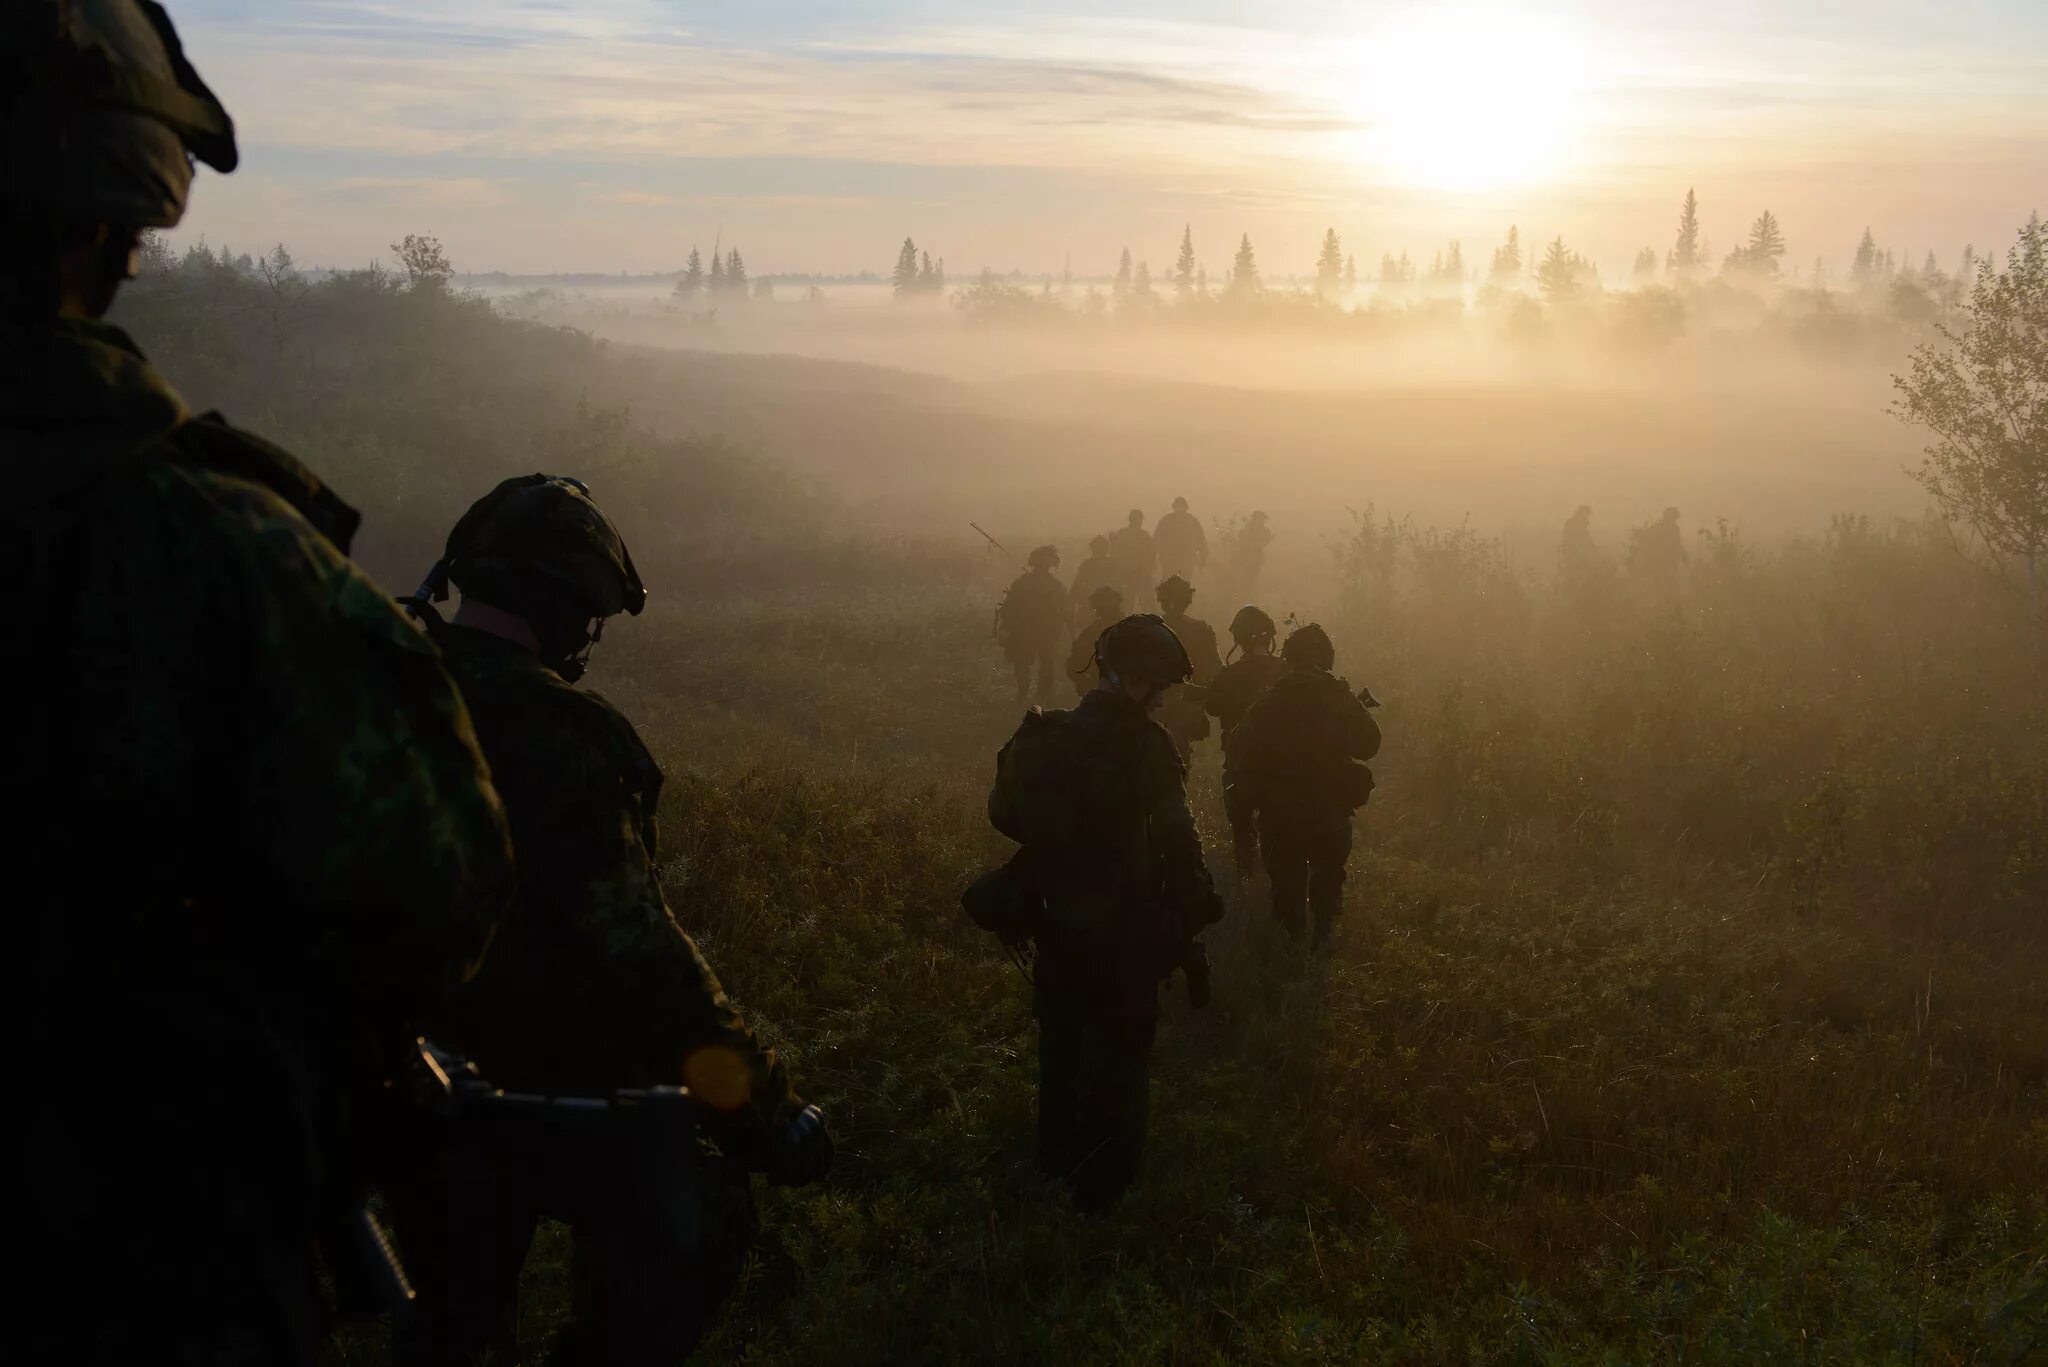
112 259 2043 1364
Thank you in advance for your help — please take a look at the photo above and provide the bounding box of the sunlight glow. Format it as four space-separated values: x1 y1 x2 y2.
1339 8 1594 194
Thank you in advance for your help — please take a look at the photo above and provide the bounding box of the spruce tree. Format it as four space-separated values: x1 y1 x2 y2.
1744 209 1785 276
675 246 704 298
1132 260 1153 298
918 250 935 292
709 248 727 292
1489 225 1522 283
1316 228 1344 295
1852 229 1879 285
892 237 919 297
1175 226 1196 299
1344 254 1356 292
1231 233 1259 292
1674 188 1701 273
727 247 747 291
1535 235 1581 302
1115 247 1133 298
1633 246 1658 279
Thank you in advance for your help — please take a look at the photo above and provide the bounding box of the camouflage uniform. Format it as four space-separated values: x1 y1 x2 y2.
1068 538 1119 621
1235 512 1274 594
1109 513 1155 605
6 315 514 1364
1229 630 1381 945
988 618 1219 1209
1157 601 1223 761
1206 648 1290 870
999 555 1071 704
1154 500 1209 582
391 478 819 1365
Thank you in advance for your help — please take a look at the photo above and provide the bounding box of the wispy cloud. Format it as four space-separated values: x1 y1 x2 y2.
167 1 2048 273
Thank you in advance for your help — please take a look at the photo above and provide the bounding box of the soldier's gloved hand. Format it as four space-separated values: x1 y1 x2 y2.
766 1103 833 1187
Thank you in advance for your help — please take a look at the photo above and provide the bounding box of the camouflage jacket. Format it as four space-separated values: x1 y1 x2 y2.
3 317 514 1176
999 567 1070 642
425 623 800 1144
1229 667 1382 803
1205 653 1290 747
988 690 1219 991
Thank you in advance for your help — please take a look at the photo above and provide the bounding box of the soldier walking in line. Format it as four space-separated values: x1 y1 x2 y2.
1204 605 1290 875
998 544 1072 705
982 615 1223 1209
1153 575 1223 761
1154 496 1209 583
1110 508 1155 604
1228 624 1382 949
1067 583 1125 696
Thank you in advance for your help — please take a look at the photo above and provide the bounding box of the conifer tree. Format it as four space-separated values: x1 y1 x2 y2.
1633 246 1658 279
726 247 747 291
1489 225 1522 283
918 250 936 292
1115 247 1133 298
1344 254 1357 292
1196 266 1208 296
709 248 727 292
1132 260 1153 298
1231 233 1259 292
892 237 920 297
1743 209 1785 276
1673 188 1701 273
1851 228 1879 285
675 246 704 298
1315 228 1344 296
933 257 946 293
1174 226 1196 299
1535 235 1582 302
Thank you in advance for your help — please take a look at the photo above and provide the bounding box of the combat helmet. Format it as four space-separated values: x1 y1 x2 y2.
1280 622 1335 672
422 474 646 620
5 1 238 230
1228 604 1276 645
1027 544 1060 570
1095 613 1193 690
1155 574 1195 610
1171 496 1190 512
1089 533 1110 555
1087 583 1124 615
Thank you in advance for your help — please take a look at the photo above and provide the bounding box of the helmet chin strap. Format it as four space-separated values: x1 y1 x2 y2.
553 617 605 683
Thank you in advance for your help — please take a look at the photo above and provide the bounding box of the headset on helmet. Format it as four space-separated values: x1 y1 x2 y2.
1086 583 1124 613
1229 604 1275 642
1155 574 1194 606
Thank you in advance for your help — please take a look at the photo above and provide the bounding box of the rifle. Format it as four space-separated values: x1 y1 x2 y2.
969 521 1010 556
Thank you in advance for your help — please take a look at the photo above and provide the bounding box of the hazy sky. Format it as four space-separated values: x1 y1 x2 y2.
168 1 2046 278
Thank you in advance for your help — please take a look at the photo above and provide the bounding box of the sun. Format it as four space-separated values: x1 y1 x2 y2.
1337 8 1593 194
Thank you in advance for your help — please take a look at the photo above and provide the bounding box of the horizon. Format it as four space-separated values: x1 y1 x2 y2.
165 1 2046 279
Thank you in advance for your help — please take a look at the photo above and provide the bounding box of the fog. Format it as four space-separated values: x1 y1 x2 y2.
450 270 1927 588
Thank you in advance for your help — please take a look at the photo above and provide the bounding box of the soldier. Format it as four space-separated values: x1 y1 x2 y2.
1067 583 1125 695
394 476 833 1365
1229 624 1381 949
1627 505 1688 593
1068 533 1118 621
4 5 516 1361
1153 575 1223 761
1205 605 1291 873
986 615 1223 1209
1109 507 1155 604
997 544 1071 705
1236 510 1275 594
1154 495 1209 582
